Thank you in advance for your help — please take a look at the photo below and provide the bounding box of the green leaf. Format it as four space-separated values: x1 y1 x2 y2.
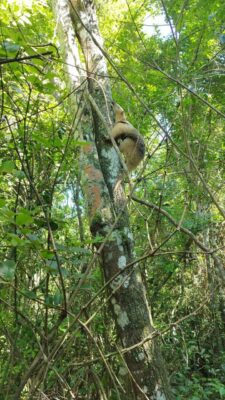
53 292 63 305
45 293 63 306
13 170 26 180
0 260 16 280
0 198 6 207
46 260 58 273
22 289 37 300
0 160 15 173
9 234 27 247
41 250 54 259
16 210 34 226
0 207 14 224
219 387 225 396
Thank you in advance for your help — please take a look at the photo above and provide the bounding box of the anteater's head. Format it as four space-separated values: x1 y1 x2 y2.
112 101 126 123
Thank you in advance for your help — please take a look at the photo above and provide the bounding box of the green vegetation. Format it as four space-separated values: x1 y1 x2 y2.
0 0 225 398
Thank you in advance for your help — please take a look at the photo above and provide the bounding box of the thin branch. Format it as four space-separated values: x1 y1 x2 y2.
0 51 53 65
132 196 212 253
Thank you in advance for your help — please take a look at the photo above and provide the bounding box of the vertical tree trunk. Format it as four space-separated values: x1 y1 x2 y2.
54 1 173 398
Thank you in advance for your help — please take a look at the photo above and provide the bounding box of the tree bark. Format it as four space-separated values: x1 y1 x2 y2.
54 1 173 398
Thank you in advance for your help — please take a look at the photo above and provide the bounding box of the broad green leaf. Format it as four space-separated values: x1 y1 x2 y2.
0 198 6 207
16 210 34 226
9 234 27 247
0 260 16 280
0 160 15 173
46 260 58 273
22 289 37 300
13 170 26 180
41 250 54 259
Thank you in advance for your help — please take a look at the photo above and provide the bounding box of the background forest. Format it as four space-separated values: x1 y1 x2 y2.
0 0 225 399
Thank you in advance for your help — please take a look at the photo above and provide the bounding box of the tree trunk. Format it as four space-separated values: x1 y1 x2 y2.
54 0 173 398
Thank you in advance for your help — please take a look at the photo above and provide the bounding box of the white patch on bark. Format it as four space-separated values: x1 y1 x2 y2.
115 232 123 246
119 366 128 376
110 231 123 250
116 234 124 252
118 255 126 269
117 311 129 329
136 273 143 283
110 276 131 290
113 303 129 329
124 227 133 241
101 207 112 221
122 277 130 288
110 275 123 290
111 231 124 253
137 351 145 361
101 147 120 180
113 303 120 314
151 384 166 400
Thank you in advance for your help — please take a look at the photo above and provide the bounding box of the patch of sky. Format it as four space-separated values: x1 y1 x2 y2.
142 12 174 39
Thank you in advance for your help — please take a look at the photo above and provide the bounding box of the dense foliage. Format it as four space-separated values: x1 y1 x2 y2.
0 0 225 398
